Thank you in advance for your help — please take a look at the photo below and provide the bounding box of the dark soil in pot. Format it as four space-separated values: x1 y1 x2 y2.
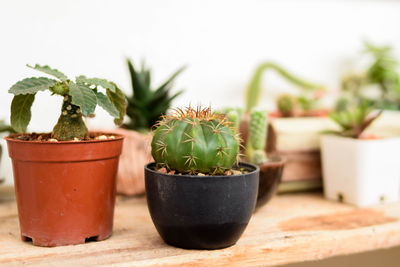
255 156 285 209
144 162 259 250
5 133 124 247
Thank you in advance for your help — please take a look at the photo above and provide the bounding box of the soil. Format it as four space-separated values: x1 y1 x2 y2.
155 166 248 176
7 132 117 142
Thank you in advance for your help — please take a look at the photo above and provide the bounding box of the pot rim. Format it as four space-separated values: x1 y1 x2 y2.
145 161 259 179
4 132 124 145
321 134 400 143
256 155 286 168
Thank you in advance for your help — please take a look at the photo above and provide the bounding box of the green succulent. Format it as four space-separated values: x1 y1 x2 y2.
151 107 240 174
124 59 185 132
8 64 126 141
329 101 381 139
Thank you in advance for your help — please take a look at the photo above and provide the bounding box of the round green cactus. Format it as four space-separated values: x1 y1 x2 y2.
248 109 268 165
276 93 296 117
151 107 240 174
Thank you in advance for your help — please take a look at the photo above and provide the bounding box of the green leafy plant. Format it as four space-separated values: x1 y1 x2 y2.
124 59 185 132
151 107 240 175
245 62 324 112
329 101 382 139
8 64 126 141
337 42 400 111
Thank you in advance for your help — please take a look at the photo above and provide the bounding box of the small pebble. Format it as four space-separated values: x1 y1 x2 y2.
197 173 206 176
96 135 108 140
48 138 58 142
109 136 115 139
73 137 80 142
232 170 242 175
168 170 176 174
157 168 168 174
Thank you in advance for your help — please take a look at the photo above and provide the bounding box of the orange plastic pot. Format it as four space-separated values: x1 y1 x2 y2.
5 133 124 247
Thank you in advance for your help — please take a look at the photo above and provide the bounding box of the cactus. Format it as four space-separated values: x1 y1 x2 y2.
218 107 243 132
245 62 324 112
151 107 240 174
8 64 126 141
247 109 268 165
276 94 296 117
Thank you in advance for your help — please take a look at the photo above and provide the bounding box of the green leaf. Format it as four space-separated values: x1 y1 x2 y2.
76 75 116 92
9 77 57 95
95 91 119 118
69 82 97 116
127 59 147 100
155 65 187 96
106 84 126 125
10 94 35 133
27 64 68 81
0 120 15 134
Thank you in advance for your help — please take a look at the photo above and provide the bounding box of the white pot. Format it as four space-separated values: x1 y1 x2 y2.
0 138 13 186
321 135 400 206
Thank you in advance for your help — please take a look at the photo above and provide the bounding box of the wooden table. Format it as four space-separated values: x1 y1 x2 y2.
1 190 400 266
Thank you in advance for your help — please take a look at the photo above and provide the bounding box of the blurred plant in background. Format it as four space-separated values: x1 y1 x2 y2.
336 42 400 111
245 62 326 117
329 101 382 139
115 59 186 196
124 59 186 132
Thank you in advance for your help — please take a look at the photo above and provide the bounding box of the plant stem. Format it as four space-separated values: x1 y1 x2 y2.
52 95 88 140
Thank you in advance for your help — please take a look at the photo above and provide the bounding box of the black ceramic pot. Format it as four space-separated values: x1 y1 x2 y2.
144 162 259 250
255 156 285 209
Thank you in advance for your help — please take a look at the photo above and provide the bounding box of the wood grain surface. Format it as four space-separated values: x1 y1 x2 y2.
1 192 400 266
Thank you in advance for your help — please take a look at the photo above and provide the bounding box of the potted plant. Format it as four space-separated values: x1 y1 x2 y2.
0 120 15 186
6 64 126 246
243 62 331 192
144 107 259 250
113 59 185 196
246 109 285 209
336 42 400 111
321 102 400 206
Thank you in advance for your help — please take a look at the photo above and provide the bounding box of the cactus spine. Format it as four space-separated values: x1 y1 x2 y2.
151 107 240 174
247 109 268 165
219 107 243 132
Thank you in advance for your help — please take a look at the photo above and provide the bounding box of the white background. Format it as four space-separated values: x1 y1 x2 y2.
0 0 400 131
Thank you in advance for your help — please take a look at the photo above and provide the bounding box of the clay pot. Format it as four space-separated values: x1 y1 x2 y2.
111 128 153 196
255 156 285 209
145 162 259 250
5 133 124 247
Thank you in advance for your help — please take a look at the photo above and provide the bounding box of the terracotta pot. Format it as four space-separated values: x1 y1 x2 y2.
5 133 124 247
255 156 285 209
111 128 153 196
145 162 259 250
